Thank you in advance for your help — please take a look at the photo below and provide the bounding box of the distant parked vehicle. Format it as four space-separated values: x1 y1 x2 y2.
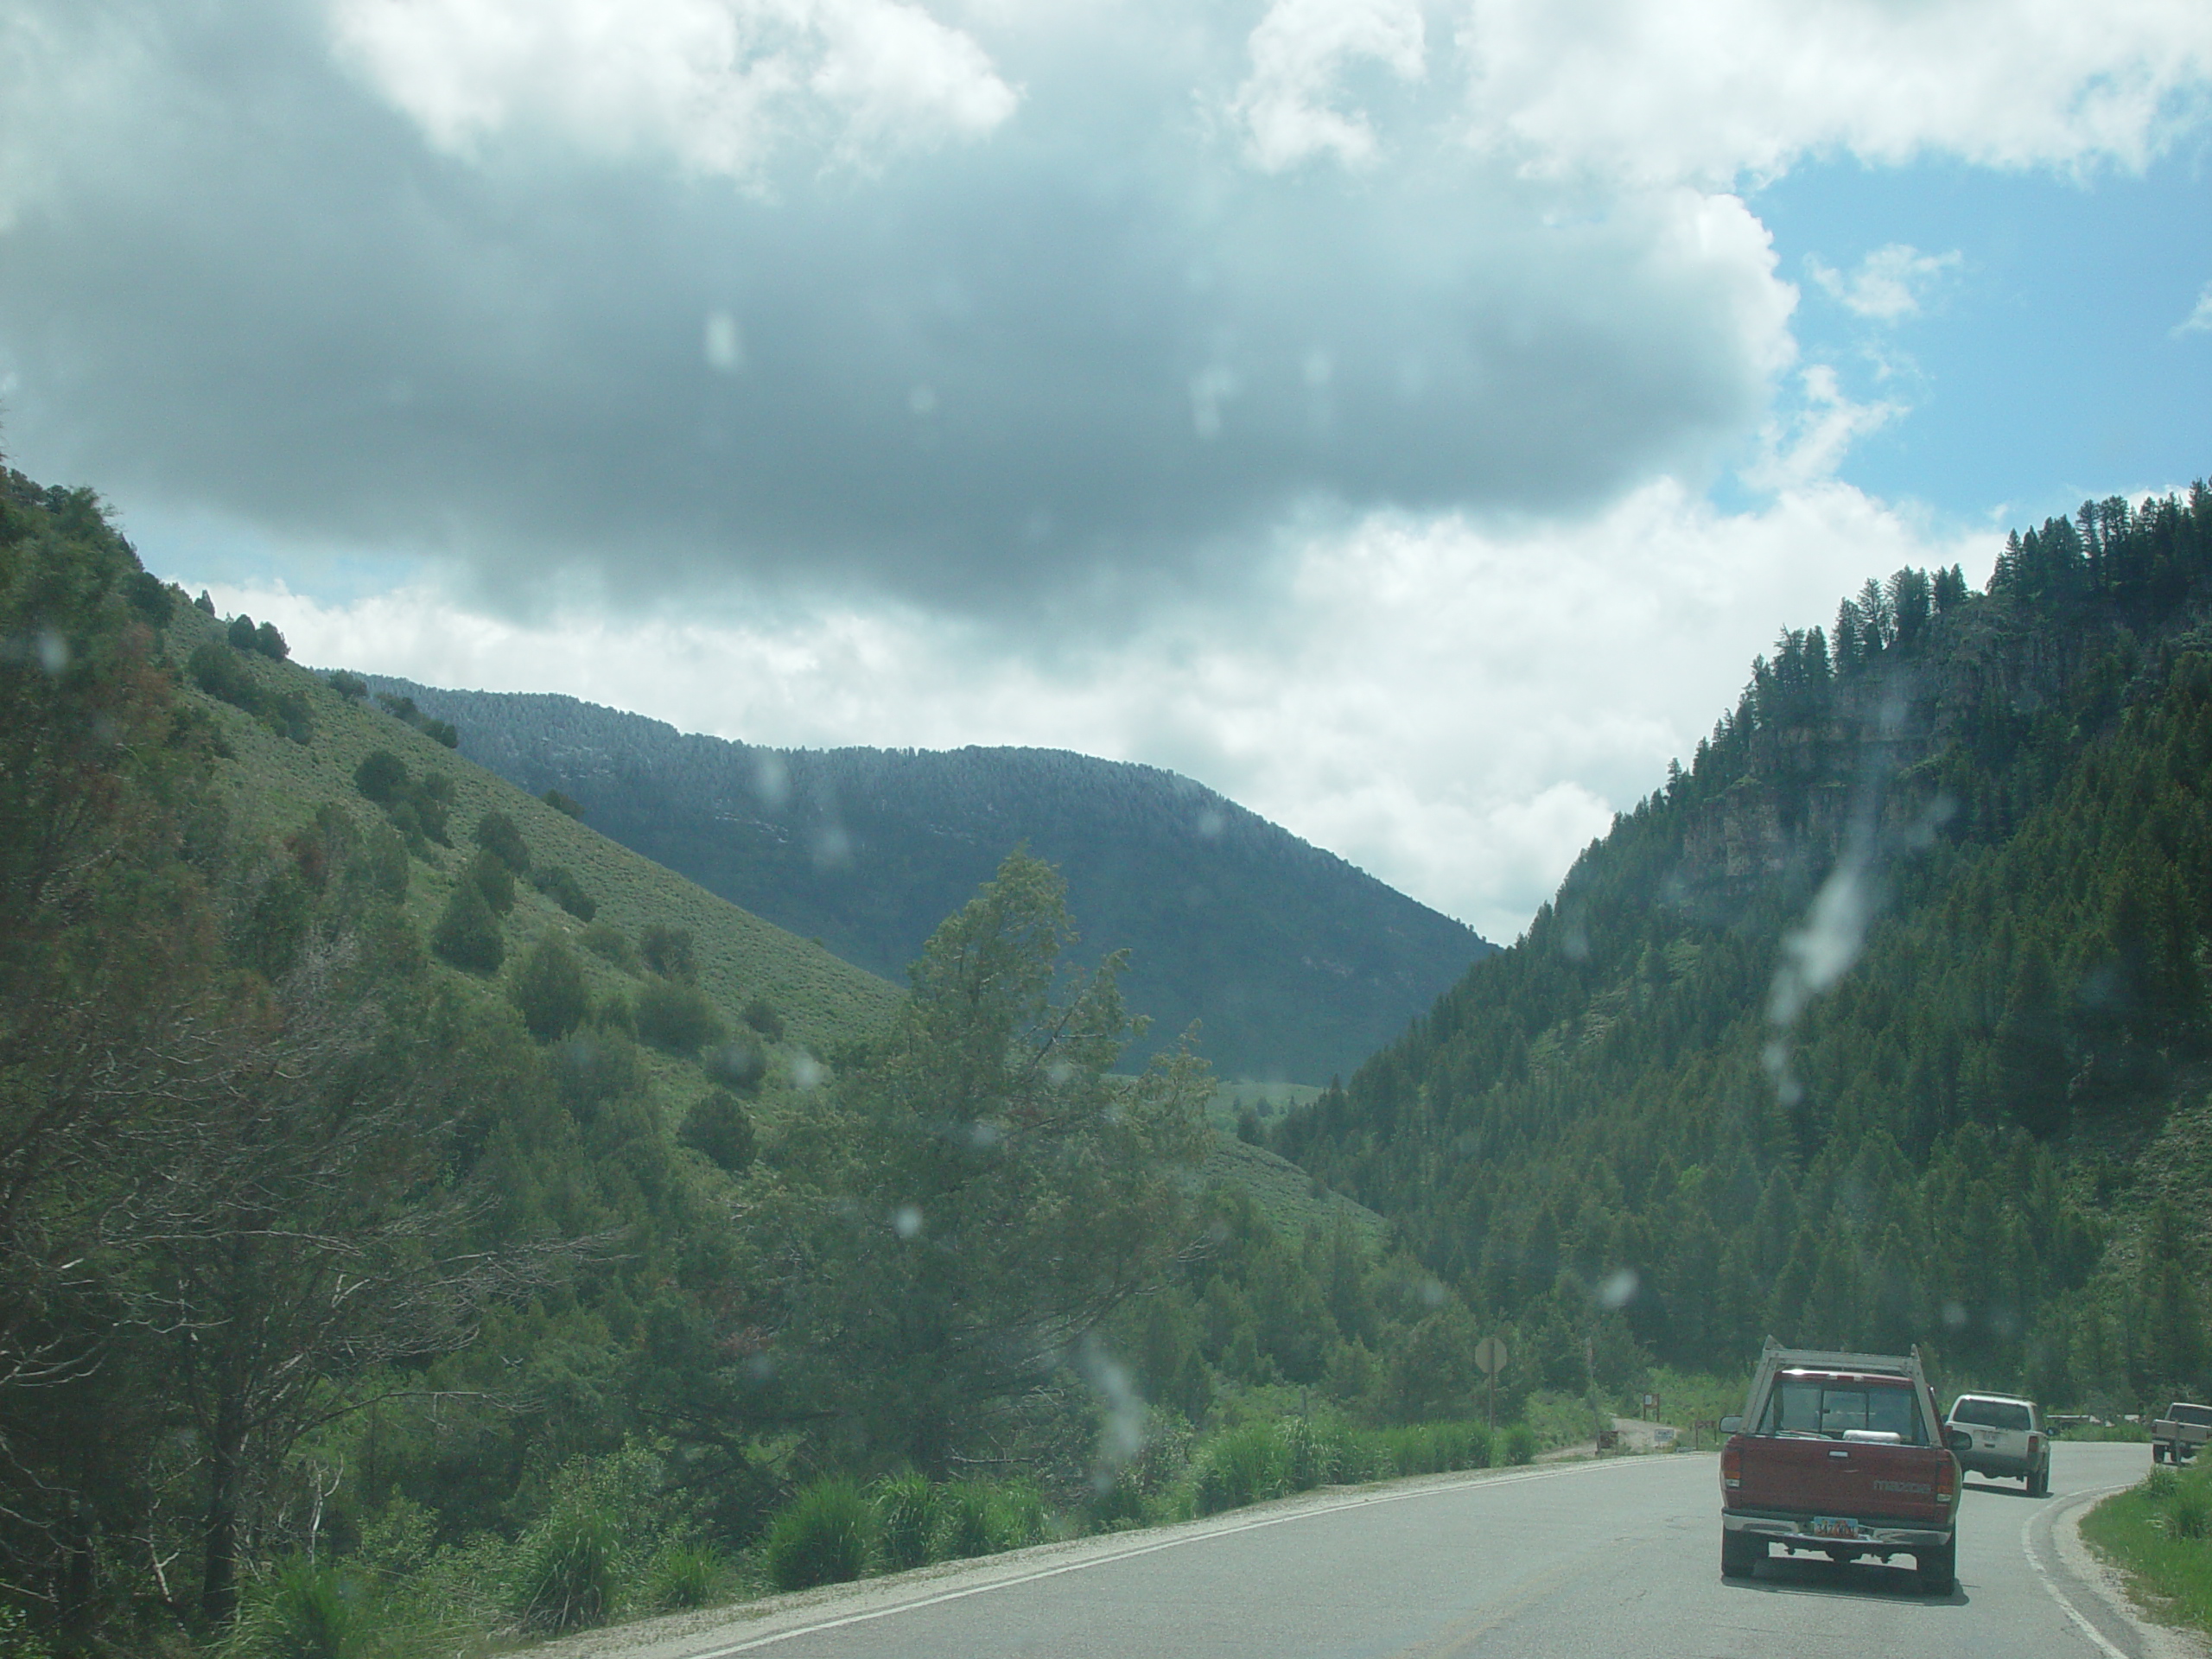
1719 1338 1969 1595
1945 1393 2050 1496
2152 1402 2212 1464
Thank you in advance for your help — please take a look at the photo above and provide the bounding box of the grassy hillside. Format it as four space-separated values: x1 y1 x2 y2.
167 603 901 1066
1201 1135 1386 1249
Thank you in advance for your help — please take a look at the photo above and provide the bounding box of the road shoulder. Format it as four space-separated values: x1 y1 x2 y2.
2033 1483 2210 1659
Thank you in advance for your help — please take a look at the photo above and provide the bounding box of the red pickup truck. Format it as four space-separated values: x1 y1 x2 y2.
1719 1338 1969 1594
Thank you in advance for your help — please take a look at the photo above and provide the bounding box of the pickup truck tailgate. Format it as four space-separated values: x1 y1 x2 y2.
1736 1436 1948 1522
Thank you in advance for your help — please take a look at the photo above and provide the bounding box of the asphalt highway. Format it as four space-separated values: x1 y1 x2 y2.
553 1441 2190 1659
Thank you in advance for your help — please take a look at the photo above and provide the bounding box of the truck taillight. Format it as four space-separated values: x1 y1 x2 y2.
1721 1445 1742 1491
2028 1433 2043 1456
1936 1457 1955 1506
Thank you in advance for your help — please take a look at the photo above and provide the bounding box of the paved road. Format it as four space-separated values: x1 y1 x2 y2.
558 1442 2191 1659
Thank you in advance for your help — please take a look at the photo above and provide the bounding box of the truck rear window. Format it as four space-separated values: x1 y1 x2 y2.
1762 1378 1925 1443
1950 1398 2031 1431
2174 1405 2212 1427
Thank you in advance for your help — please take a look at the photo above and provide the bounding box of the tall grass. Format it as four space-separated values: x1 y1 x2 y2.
2082 1464 2212 1637
219 1560 363 1659
873 1471 941 1572
764 1479 874 1590
645 1544 726 1611
512 1503 620 1633
932 1479 1044 1559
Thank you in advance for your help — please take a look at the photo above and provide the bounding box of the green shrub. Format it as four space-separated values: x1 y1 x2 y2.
513 1501 620 1632
873 1471 940 1571
431 880 504 974
227 613 257 651
705 1039 766 1093
353 749 407 804
219 1558 360 1659
743 997 785 1041
646 1544 723 1611
269 689 314 744
580 922 634 969
254 620 290 660
467 849 516 915
679 1090 755 1173
124 569 174 626
1087 1471 1147 1532
639 923 697 982
190 640 264 714
555 1026 645 1114
636 976 722 1056
512 937 588 1042
1503 1424 1537 1466
765 1480 874 1590
473 810 531 874
326 670 368 700
532 863 596 920
543 787 584 818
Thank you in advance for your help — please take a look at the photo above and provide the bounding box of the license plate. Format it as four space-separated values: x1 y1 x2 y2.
1808 1516 1862 1541
1978 1433 1997 1447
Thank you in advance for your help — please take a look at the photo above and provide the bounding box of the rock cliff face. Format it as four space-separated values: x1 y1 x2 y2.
1664 592 2156 921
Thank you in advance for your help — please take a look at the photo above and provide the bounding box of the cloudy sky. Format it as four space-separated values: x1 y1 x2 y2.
3 0 2209 942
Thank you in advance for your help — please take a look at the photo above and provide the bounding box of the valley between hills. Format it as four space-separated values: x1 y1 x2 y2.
4 466 2211 1653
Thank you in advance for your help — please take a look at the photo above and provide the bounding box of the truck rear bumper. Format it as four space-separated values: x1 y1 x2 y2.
1723 1509 1952 1551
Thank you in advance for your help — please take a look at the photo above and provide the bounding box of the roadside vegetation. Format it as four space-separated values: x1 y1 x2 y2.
0 467 1669 1658
2082 1462 2212 1638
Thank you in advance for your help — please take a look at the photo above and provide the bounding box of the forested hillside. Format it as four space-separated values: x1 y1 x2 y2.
1275 485 2212 1411
0 467 1506 1657
360 680 1492 1084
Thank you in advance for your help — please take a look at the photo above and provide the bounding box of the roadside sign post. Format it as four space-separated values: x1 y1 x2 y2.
1474 1336 1508 1437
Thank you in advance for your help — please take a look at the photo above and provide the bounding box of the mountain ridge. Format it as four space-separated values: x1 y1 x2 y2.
359 677 1494 1084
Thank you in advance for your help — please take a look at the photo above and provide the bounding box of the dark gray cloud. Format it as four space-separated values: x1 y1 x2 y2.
0 0 1782 620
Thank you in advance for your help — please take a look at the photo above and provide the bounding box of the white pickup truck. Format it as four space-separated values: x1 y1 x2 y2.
2152 1402 2212 1464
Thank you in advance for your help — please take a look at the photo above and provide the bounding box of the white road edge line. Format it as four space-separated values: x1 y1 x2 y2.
2021 1484 2132 1659
685 1455 1644 1657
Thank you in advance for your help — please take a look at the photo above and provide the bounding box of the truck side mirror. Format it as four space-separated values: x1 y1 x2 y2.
1947 1428 1973 1454
1719 1415 1743 1435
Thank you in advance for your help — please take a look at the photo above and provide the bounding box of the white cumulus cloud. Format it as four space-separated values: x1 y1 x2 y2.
1806 243 1962 321
2176 281 2212 336
327 0 1019 180
1453 0 2212 185
1230 0 1427 171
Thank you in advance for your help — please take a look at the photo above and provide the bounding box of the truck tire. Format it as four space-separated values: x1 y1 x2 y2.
2029 1461 2049 1497
1721 1533 1760 1580
1917 1541 1955 1595
2153 1443 2167 1464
